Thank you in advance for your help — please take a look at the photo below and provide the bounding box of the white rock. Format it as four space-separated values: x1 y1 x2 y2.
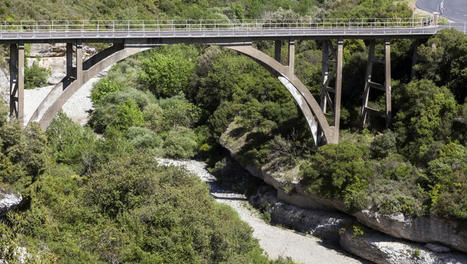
0 191 22 215
426 243 451 253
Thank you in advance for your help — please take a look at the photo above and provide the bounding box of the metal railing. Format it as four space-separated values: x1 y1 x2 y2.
0 18 465 38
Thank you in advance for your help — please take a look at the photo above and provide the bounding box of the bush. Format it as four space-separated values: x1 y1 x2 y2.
370 131 397 159
158 95 201 130
110 99 146 131
142 103 163 131
126 126 162 150
300 142 372 211
47 113 98 174
91 79 123 105
162 127 198 159
24 61 49 89
139 50 195 98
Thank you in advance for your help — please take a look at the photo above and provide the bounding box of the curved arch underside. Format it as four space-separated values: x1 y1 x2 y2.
30 43 335 146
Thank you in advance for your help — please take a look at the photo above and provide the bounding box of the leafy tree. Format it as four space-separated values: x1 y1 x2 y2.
300 142 372 210
158 95 201 130
140 49 195 98
110 99 146 131
393 79 459 163
91 78 124 105
415 29 467 103
47 112 99 175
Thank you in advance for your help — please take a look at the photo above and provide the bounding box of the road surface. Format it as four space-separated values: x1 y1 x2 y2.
417 0 467 22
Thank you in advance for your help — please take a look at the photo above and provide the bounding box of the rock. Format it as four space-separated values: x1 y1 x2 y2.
249 186 353 245
425 243 451 253
0 190 22 216
339 227 467 264
353 209 467 253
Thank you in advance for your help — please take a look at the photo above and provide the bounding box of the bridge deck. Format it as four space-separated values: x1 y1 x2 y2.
0 19 465 43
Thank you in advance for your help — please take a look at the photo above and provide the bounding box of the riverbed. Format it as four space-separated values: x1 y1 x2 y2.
155 158 364 264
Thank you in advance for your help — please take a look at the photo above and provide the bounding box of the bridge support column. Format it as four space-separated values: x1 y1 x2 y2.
288 40 295 76
334 39 343 140
66 43 73 77
9 44 24 125
384 41 392 127
318 40 343 144
361 40 392 128
76 42 83 85
275 40 282 62
320 41 330 114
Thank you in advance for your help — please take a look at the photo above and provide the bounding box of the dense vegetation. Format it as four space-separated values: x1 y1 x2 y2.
0 0 465 262
1 102 298 263
86 32 465 224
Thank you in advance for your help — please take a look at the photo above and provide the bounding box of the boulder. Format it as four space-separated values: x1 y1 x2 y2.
249 186 353 244
0 190 22 216
339 228 467 264
353 210 467 253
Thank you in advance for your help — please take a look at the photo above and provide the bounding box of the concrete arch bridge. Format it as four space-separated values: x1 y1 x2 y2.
2 18 465 146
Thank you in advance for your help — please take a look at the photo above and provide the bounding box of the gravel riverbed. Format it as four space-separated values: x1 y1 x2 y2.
155 158 364 264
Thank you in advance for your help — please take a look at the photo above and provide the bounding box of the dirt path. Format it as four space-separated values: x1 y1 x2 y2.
156 158 363 264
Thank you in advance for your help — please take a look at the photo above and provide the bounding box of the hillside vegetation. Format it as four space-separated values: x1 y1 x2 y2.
0 0 466 262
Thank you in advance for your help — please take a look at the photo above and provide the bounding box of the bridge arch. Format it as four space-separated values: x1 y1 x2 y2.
29 42 336 146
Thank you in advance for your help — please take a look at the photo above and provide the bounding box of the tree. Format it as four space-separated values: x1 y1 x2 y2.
110 99 146 131
300 142 371 210
140 50 195 98
24 61 49 89
393 79 459 163
415 29 467 103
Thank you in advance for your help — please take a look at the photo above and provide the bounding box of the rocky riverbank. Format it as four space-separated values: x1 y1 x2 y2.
155 157 364 264
219 121 467 263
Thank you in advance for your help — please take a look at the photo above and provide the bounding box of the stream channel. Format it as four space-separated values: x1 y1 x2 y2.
156 157 365 264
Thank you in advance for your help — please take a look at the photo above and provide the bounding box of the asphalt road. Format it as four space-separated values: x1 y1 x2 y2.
416 0 467 22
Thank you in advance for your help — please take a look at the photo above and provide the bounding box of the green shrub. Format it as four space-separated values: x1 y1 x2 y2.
142 103 163 131
140 50 195 98
47 113 99 174
300 143 372 211
126 126 162 150
91 79 123 104
158 95 201 130
110 99 146 131
161 127 198 159
24 61 49 89
352 225 365 238
370 131 397 159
